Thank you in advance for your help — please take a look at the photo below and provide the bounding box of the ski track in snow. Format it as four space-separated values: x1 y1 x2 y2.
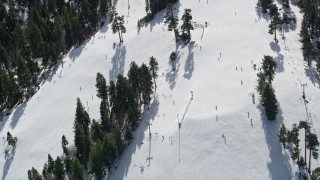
1 0 320 179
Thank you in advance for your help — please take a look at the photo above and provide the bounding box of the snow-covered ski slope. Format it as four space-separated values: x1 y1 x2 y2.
1 0 320 179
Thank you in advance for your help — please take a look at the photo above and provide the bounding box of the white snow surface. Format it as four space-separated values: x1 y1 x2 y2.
1 0 320 179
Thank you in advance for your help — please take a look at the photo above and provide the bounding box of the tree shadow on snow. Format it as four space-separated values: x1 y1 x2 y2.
256 101 293 179
183 44 194 79
107 98 159 180
149 9 165 32
9 102 27 129
166 52 181 89
269 41 281 54
304 66 320 88
276 53 285 73
68 42 87 62
109 46 127 82
254 4 271 22
2 146 16 180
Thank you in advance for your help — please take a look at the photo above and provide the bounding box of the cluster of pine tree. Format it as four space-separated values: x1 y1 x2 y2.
0 0 113 110
27 57 158 179
138 0 178 30
279 121 319 175
298 0 320 69
164 7 194 42
256 55 278 120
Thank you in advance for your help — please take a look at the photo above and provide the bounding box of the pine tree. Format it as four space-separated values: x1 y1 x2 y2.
112 14 126 43
74 120 91 168
299 120 311 166
256 72 266 95
75 98 91 134
260 0 272 13
311 167 320 180
16 53 31 87
268 4 280 41
100 99 111 131
261 55 277 84
61 135 69 157
307 132 319 173
90 119 103 142
100 0 108 18
70 157 84 180
278 124 287 148
181 9 194 41
291 124 300 162
28 167 43 180
112 127 124 155
102 135 117 170
96 72 108 100
261 82 278 120
149 56 159 93
140 63 153 108
53 157 65 179
128 61 141 103
109 80 117 112
170 51 177 71
47 154 54 174
90 140 104 180
108 6 117 22
164 4 179 40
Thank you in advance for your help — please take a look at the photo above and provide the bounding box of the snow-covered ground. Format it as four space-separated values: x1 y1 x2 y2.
1 0 320 179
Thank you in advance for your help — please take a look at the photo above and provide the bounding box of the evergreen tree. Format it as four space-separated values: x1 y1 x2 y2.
89 140 104 180
16 53 31 87
278 124 287 148
108 6 117 22
100 99 111 131
90 119 103 142
268 4 280 41
149 56 159 93
311 167 320 180
53 157 65 179
109 80 117 112
70 157 84 180
128 61 141 103
261 55 277 84
164 3 179 40
299 120 311 166
102 135 117 170
259 0 272 13
47 154 54 174
75 98 91 134
181 9 194 41
256 72 266 95
96 72 108 100
112 14 126 43
140 63 153 108
170 51 177 71
28 167 43 180
74 120 91 168
112 127 124 155
261 82 278 120
100 0 108 18
307 132 319 173
291 124 300 162
61 135 69 157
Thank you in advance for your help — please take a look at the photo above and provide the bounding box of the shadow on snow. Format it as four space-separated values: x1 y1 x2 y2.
107 97 159 180
256 101 293 179
109 46 127 82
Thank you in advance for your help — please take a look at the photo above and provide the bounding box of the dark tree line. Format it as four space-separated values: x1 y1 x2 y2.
256 55 278 121
299 0 320 68
0 0 113 110
27 57 159 179
279 121 319 176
